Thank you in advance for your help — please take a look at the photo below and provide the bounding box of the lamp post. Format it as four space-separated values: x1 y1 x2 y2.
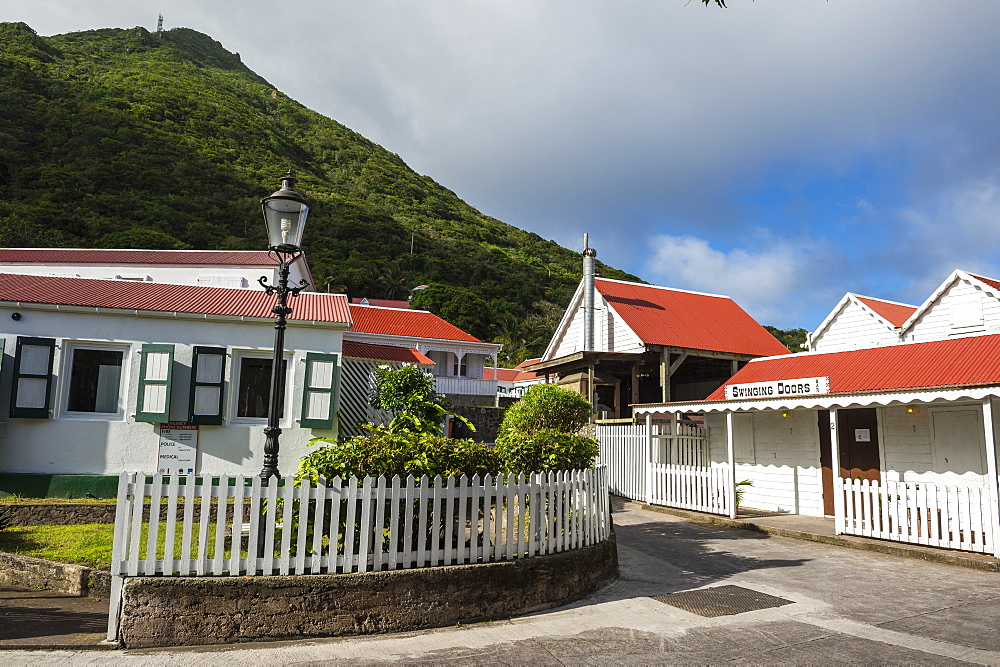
258 169 310 482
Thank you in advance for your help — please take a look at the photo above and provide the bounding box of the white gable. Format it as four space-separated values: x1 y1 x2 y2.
543 278 644 360
808 294 904 352
902 271 1000 343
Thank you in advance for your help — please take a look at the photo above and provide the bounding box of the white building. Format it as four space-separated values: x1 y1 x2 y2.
807 293 916 352
0 248 314 291
0 273 349 480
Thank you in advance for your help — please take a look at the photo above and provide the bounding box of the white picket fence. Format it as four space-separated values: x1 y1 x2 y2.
840 478 995 554
597 423 648 500
106 467 610 640
648 463 730 515
596 421 727 515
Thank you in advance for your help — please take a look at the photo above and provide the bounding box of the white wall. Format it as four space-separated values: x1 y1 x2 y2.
0 306 342 477
811 299 898 352
707 410 825 516
904 277 1000 343
549 295 643 358
0 263 312 292
880 404 989 488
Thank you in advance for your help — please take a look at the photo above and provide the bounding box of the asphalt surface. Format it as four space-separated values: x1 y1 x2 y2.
4 499 1000 664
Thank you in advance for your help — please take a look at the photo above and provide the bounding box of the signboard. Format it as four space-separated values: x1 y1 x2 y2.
854 428 871 442
158 422 198 476
725 376 830 401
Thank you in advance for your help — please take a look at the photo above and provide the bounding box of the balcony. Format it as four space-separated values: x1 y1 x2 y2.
433 376 497 397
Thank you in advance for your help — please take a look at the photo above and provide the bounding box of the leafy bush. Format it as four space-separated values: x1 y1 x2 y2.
372 364 471 435
297 429 501 483
494 429 599 473
496 384 593 443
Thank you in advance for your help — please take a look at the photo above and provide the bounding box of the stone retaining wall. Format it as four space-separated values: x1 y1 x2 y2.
0 551 110 597
1 502 117 526
117 532 618 648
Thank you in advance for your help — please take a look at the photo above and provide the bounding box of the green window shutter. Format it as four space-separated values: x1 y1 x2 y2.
188 346 227 426
136 344 174 423
10 336 56 419
300 352 340 430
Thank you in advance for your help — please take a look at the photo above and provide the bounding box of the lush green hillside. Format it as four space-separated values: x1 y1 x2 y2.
0 22 638 363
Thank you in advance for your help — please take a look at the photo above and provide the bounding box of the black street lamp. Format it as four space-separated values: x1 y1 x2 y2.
258 169 310 482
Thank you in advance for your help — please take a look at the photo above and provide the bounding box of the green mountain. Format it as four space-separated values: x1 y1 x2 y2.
0 22 639 363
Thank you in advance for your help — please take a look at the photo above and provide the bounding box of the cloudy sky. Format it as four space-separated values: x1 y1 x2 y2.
6 1 1000 330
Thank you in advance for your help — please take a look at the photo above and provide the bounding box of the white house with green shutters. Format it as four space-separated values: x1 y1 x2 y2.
0 272 349 480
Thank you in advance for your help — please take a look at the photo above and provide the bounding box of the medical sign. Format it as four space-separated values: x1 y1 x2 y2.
158 422 198 475
725 376 830 401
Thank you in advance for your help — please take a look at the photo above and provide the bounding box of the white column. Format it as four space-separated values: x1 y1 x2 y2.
645 412 655 505
830 408 843 535
726 411 736 518
981 397 1000 557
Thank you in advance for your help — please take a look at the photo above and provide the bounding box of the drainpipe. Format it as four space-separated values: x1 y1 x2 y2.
583 233 597 351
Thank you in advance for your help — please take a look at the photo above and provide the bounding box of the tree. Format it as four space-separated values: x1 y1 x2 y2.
764 326 808 352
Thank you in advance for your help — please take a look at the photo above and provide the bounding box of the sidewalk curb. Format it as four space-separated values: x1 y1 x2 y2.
623 501 1000 573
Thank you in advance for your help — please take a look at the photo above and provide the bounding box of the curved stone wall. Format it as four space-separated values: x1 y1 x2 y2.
117 532 618 648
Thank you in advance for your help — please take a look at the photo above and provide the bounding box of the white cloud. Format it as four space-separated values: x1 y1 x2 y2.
643 234 829 327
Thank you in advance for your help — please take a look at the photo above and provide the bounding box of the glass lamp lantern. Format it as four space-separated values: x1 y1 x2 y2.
262 169 309 252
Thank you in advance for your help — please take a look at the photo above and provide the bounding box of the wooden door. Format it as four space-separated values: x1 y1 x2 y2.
818 410 834 516
837 408 882 482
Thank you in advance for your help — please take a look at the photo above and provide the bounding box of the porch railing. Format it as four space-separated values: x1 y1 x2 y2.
839 478 995 554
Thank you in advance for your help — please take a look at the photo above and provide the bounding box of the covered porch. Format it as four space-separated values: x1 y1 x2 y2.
529 347 751 419
621 386 1000 558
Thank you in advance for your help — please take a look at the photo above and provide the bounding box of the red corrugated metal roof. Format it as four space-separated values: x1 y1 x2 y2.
350 297 411 309
0 273 351 324
348 304 481 342
854 295 916 327
969 273 1000 292
484 366 540 382
342 340 433 364
0 248 281 266
594 279 789 356
707 334 1000 400
515 358 541 370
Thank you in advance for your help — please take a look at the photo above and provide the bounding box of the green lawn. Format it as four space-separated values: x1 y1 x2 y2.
0 524 115 570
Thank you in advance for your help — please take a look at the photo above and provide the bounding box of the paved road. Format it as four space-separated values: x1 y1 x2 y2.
6 501 1000 664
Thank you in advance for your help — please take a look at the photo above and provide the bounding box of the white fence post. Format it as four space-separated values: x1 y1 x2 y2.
645 413 654 505
982 397 1000 558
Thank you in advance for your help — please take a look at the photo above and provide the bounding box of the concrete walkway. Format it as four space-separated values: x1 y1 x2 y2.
0 584 110 650
638 501 1000 572
4 499 1000 664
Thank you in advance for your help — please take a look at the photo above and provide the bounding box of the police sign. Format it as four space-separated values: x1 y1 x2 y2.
725 376 830 401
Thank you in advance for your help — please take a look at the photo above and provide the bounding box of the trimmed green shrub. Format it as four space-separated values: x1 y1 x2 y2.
296 429 501 483
494 429 599 473
497 384 592 443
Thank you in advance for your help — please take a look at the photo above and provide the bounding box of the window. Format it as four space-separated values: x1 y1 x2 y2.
64 344 126 417
235 355 287 419
452 353 467 377
951 298 983 329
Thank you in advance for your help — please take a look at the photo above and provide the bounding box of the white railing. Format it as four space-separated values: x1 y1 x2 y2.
433 376 497 397
109 468 610 579
596 423 647 501
840 478 995 554
596 421 727 516
107 468 610 641
649 463 730 515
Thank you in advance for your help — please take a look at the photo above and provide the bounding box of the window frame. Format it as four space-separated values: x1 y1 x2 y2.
228 349 293 426
58 341 130 421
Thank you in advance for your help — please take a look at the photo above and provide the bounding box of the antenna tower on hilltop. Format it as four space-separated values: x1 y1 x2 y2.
156 13 164 36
